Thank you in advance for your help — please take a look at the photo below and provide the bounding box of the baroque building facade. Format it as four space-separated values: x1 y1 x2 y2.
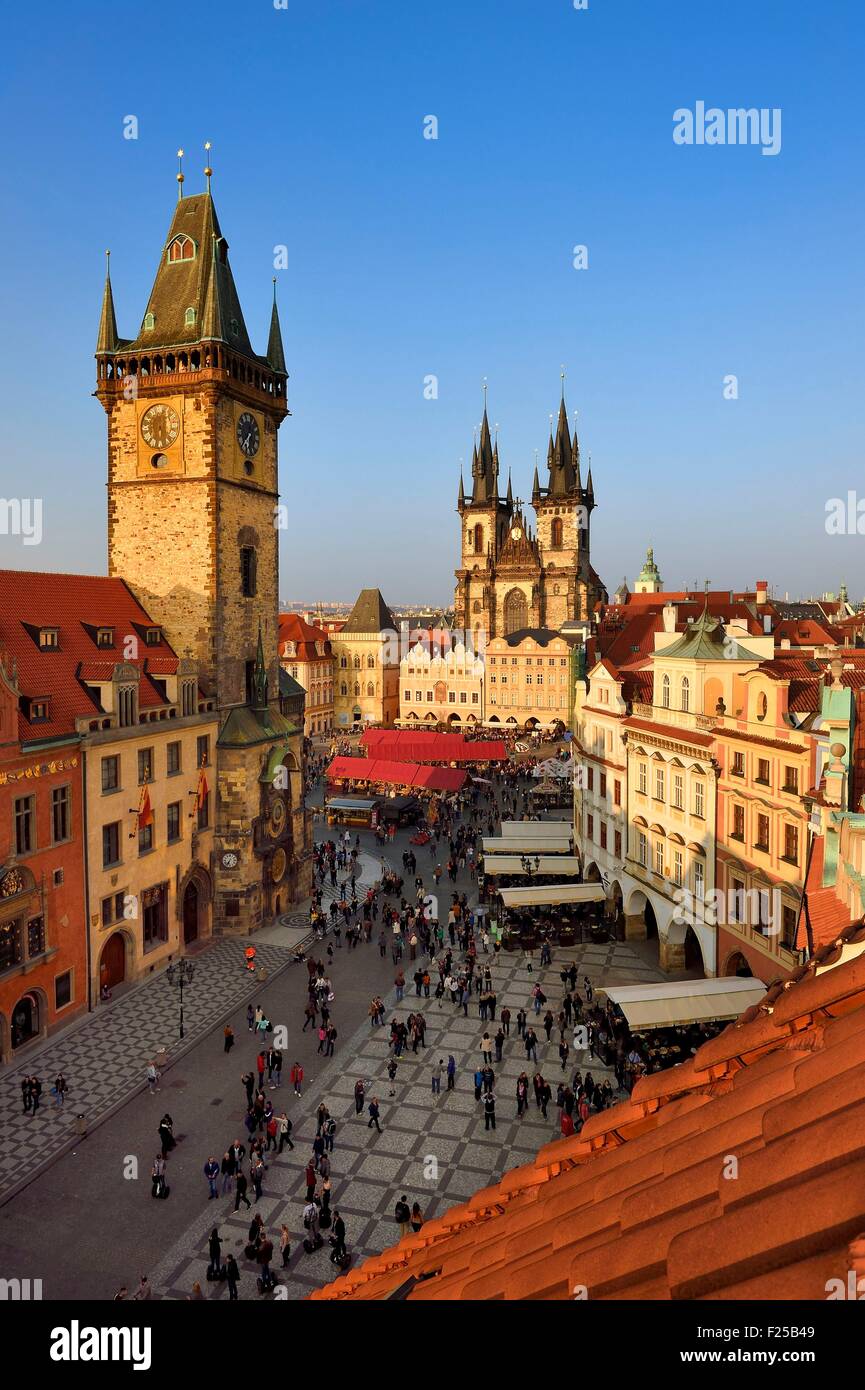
454 397 607 644
95 179 312 933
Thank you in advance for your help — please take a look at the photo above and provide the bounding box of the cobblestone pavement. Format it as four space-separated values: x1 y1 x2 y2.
148 933 666 1300
0 848 382 1205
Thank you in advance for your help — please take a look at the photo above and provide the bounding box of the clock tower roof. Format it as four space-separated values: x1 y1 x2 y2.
123 192 257 361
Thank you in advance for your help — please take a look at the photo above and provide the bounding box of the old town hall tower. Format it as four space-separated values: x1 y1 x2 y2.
95 168 311 931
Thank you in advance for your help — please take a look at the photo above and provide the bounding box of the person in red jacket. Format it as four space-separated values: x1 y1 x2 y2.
290 1062 303 1096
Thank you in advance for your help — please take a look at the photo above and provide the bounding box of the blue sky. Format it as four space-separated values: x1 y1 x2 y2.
1 0 862 605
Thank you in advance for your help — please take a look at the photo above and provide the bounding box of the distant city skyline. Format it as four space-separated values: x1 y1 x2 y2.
1 0 862 603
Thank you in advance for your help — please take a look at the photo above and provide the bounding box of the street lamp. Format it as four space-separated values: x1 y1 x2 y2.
520 854 540 878
166 959 196 1039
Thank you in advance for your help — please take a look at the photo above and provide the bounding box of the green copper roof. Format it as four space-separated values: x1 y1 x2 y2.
217 703 299 749
662 605 763 662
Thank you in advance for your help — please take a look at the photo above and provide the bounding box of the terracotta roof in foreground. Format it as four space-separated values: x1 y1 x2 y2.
311 925 865 1301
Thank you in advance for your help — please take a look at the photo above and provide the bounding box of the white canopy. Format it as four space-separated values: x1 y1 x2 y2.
483 835 573 855
500 819 573 838
498 883 606 907
482 855 583 877
603 977 767 1030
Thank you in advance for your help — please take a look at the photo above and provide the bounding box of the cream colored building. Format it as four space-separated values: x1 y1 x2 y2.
332 589 400 729
278 613 334 735
484 629 574 731
399 632 484 727
80 658 217 1000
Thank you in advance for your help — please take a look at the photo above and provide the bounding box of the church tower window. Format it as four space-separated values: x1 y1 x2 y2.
551 517 563 549
473 524 484 555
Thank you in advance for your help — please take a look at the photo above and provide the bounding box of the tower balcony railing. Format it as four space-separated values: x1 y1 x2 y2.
95 346 287 408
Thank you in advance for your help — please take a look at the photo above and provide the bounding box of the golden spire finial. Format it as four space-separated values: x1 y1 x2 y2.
204 141 213 193
176 148 185 200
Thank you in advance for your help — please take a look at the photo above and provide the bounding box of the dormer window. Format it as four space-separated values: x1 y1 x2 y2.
230 318 239 337
184 307 196 326
29 699 49 722
96 627 114 649
143 312 156 331
166 235 195 264
144 627 161 647
39 628 59 650
117 685 137 728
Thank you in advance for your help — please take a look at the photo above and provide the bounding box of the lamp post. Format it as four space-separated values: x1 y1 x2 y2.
520 854 540 878
166 959 196 1039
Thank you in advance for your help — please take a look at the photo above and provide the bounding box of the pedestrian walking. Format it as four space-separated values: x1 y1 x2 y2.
446 1055 456 1090
146 1062 160 1094
291 1062 304 1096
203 1156 220 1199
53 1072 68 1108
234 1171 251 1211
224 1025 235 1054
226 1255 240 1300
484 1091 496 1131
394 1194 412 1239
367 1097 382 1133
431 1058 442 1095
280 1224 291 1268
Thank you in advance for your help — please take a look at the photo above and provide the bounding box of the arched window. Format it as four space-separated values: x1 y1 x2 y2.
340 683 347 697
551 517 563 549
166 234 196 264
680 677 690 712
354 682 360 697
503 588 528 636
473 524 484 555
353 655 361 670
184 307 196 326
367 654 375 669
662 674 670 708
366 682 374 698
240 547 257 597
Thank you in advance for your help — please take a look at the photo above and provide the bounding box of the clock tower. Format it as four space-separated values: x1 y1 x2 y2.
95 170 312 931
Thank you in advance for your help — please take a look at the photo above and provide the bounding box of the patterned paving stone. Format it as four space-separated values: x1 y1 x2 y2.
145 891 668 1300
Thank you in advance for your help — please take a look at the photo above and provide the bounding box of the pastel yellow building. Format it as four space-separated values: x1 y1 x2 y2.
332 590 400 729
484 629 573 731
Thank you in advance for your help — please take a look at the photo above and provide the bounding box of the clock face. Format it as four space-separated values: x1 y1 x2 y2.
140 404 180 450
267 796 287 838
236 412 260 458
221 851 238 870
511 526 523 540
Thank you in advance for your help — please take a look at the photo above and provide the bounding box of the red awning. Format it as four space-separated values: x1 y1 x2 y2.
326 756 466 792
359 729 507 764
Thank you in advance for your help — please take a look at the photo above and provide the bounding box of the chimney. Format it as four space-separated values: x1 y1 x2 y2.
662 602 677 633
755 581 768 606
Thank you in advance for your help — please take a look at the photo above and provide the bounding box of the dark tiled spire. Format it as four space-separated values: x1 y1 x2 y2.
96 251 119 355
266 279 287 375
252 623 269 710
200 234 226 341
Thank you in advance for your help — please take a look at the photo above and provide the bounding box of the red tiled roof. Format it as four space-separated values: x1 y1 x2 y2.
0 570 183 741
312 925 865 1301
278 612 332 661
798 834 854 951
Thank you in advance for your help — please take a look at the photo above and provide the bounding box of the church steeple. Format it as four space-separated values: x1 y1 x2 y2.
96 251 119 355
470 405 498 504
